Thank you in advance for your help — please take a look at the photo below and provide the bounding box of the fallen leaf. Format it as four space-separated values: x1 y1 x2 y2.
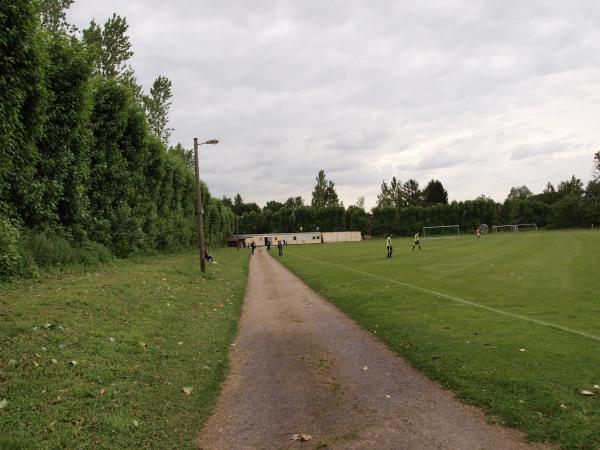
68 360 77 366
0 399 7 409
51 358 58 364
594 384 600 390
133 420 139 427
139 342 147 348
182 387 193 395
385 395 391 399
581 390 594 396
519 348 526 352
108 337 115 343
560 404 567 409
361 366 368 371
99 389 106 395
289 433 313 443
177 341 183 346
33 361 39 367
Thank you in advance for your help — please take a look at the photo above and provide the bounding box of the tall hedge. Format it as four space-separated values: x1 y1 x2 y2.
0 2 233 277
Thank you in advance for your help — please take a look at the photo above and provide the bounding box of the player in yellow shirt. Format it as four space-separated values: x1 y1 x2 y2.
412 232 421 251
386 235 393 258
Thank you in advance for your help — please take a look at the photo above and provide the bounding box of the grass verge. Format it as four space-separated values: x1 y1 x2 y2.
276 230 600 450
0 248 249 449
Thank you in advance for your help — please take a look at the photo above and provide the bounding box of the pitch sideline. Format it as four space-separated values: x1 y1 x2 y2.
286 251 600 343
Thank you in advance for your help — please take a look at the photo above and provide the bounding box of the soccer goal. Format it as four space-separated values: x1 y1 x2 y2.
491 224 517 233
480 224 489 234
422 225 461 239
516 223 538 231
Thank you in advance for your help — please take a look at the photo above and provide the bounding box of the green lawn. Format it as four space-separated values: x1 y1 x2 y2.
277 230 600 450
0 249 249 449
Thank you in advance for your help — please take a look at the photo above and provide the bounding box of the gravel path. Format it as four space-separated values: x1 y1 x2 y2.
197 248 549 449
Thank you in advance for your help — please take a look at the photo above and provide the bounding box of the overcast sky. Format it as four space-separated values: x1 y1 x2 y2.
68 1 600 208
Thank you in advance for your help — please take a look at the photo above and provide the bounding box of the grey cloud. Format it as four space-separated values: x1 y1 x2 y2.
68 0 600 207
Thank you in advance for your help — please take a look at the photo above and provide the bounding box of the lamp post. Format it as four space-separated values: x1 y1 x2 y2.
194 137 219 272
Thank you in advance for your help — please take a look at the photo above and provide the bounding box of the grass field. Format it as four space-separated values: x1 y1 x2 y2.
0 249 249 449
277 230 600 450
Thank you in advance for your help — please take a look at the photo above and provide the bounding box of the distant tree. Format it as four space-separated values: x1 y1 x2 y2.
311 170 340 208
585 180 600 206
422 179 448 205
285 196 304 209
402 179 422 206
534 182 559 204
557 176 584 199
377 177 404 208
507 185 533 201
593 151 600 180
355 196 365 209
82 14 134 78
221 195 233 210
264 200 284 212
233 193 244 216
38 0 75 33
143 75 173 143
169 143 193 168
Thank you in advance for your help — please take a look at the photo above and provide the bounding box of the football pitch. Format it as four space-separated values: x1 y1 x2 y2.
277 230 600 449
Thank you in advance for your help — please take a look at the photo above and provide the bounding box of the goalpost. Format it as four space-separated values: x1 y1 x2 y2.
480 224 489 234
516 223 538 231
422 225 461 239
491 224 517 233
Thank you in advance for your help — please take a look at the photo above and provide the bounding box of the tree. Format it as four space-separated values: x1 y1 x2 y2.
507 185 533 201
221 195 233 210
402 179 422 206
422 179 448 205
38 0 75 33
264 200 284 212
233 194 244 216
143 75 173 143
169 143 193 168
593 151 600 180
557 176 584 199
311 170 339 208
355 196 365 209
285 196 304 209
82 14 133 78
377 177 404 208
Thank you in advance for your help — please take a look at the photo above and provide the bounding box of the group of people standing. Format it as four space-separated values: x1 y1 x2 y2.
250 240 284 256
386 233 421 258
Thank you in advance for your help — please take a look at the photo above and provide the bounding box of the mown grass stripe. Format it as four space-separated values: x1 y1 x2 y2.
287 250 600 343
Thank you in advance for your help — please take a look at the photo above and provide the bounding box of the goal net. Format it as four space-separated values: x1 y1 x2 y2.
480 224 489 234
422 225 460 239
491 224 517 233
516 223 538 231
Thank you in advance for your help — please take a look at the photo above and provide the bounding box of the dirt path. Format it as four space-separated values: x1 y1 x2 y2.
197 248 549 449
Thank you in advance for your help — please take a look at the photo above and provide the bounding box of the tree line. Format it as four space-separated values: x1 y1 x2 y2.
226 155 600 236
0 1 233 278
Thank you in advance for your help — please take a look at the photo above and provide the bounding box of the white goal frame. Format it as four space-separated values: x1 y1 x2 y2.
480 224 489 234
491 224 517 233
422 225 461 239
516 223 538 231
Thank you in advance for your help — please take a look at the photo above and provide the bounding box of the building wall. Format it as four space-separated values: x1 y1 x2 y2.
321 231 362 243
242 233 322 246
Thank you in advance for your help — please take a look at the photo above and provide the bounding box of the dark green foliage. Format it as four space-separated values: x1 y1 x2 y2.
0 4 234 279
422 179 449 205
311 169 340 208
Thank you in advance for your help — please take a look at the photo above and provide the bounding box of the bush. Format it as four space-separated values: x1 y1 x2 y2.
0 218 31 278
21 229 113 268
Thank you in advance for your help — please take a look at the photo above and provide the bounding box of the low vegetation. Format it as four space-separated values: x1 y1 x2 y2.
0 248 248 449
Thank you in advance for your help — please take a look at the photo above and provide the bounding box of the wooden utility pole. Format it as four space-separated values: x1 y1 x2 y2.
193 138 207 273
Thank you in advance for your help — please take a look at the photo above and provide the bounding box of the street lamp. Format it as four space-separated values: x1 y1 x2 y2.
194 137 219 273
